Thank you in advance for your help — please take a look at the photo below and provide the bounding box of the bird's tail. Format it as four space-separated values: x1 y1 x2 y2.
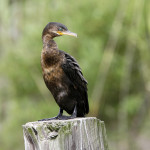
77 96 89 117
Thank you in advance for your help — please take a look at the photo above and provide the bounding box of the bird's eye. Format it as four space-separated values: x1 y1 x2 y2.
58 28 63 31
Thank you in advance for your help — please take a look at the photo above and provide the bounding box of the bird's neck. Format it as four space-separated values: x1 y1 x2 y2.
41 38 60 67
43 39 58 52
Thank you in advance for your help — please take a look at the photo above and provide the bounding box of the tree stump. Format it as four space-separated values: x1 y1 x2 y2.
23 117 108 150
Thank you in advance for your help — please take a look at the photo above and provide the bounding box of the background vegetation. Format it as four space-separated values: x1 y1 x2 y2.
0 0 150 149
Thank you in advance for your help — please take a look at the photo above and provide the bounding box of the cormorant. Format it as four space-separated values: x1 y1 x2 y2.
40 22 89 120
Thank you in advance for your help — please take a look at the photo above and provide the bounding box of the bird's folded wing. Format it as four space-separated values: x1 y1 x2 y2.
61 52 89 114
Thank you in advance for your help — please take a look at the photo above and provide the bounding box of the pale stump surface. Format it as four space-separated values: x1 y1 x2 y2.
23 117 109 150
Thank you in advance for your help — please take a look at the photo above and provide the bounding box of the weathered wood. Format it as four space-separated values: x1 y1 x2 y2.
23 117 108 150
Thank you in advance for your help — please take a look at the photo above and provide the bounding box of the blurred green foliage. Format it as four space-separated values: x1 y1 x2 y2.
0 0 150 150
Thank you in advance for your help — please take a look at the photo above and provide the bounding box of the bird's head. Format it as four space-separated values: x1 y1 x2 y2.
42 22 77 42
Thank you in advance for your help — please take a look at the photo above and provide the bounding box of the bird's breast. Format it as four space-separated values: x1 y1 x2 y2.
41 49 70 101
41 49 65 83
42 64 70 103
43 64 63 84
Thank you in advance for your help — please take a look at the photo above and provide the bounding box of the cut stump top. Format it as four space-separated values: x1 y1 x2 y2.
23 117 109 150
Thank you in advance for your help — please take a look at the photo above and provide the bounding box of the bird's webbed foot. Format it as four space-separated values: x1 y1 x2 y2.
56 115 75 120
38 116 59 121
38 115 73 121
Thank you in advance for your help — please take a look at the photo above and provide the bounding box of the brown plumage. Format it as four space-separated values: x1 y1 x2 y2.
40 22 89 120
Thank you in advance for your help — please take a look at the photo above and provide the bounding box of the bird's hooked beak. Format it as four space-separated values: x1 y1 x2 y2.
55 30 77 37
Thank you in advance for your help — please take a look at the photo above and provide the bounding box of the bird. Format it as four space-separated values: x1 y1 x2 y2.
40 22 89 120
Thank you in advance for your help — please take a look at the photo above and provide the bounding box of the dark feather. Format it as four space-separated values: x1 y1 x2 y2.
61 52 89 114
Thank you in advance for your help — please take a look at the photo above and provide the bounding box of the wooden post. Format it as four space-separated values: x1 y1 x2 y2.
23 117 109 150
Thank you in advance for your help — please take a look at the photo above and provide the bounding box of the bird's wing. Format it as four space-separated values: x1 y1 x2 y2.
61 52 89 114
